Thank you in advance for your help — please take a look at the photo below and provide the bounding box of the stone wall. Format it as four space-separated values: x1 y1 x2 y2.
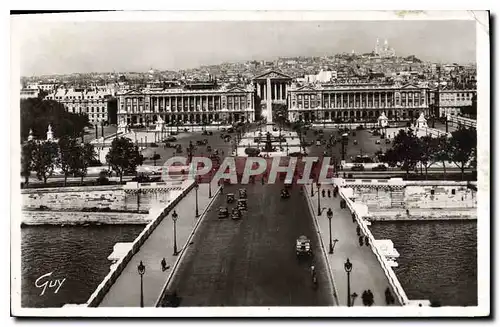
22 211 150 226
351 183 476 210
404 185 476 209
353 187 392 209
22 186 179 212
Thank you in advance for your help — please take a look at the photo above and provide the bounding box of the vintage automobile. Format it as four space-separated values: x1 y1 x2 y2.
239 188 247 199
237 199 248 211
227 193 235 203
296 235 313 257
353 140 358 145
165 136 177 142
231 208 242 220
280 188 290 199
372 164 388 171
375 139 381 144
385 139 391 144
218 207 229 219
316 140 321 146
351 163 365 171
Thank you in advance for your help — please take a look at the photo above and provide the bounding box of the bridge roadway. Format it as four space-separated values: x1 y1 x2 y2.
160 182 335 307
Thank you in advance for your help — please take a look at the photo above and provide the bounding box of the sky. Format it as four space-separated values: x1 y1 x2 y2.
15 20 476 76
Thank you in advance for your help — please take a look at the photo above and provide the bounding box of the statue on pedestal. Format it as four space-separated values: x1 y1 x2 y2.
118 119 128 134
378 112 389 128
46 124 54 141
155 116 165 132
415 112 428 131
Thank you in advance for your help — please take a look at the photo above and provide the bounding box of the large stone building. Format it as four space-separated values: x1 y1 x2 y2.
429 89 476 118
287 82 430 123
116 82 255 126
45 88 113 125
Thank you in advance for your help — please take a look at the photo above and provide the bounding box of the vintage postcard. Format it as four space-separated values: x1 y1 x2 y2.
10 10 490 317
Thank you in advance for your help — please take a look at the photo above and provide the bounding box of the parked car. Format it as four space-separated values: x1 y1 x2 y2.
385 139 391 144
353 140 358 145
372 164 388 171
239 188 247 199
237 199 248 211
351 163 365 171
227 193 235 203
375 139 381 144
165 136 177 142
231 208 242 220
280 189 290 199
296 235 312 257
218 207 229 219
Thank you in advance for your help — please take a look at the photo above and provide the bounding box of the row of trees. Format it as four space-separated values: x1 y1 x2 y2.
21 98 91 141
21 137 144 186
381 127 477 180
21 137 96 186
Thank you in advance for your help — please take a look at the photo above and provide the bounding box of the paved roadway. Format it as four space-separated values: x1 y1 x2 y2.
160 182 335 307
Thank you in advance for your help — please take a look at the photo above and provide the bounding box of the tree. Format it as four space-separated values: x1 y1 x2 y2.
58 136 81 186
419 136 440 179
385 129 421 179
449 127 477 180
32 141 59 185
74 143 97 183
21 140 36 186
106 137 143 183
434 135 450 179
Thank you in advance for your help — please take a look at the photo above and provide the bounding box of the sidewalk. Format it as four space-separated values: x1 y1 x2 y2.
99 181 217 307
304 184 397 307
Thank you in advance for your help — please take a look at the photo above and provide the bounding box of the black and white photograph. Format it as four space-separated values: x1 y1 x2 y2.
9 10 490 317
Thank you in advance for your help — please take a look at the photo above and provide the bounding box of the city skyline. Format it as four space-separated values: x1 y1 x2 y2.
17 20 476 76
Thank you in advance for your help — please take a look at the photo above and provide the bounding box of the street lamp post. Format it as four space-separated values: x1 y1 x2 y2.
344 258 353 307
172 211 179 256
137 261 145 308
208 168 214 198
327 208 334 253
317 182 321 216
195 181 199 218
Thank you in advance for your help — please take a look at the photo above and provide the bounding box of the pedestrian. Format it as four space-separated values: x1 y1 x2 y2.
161 258 168 272
385 287 393 305
327 189 331 198
321 189 326 198
367 290 374 306
358 236 364 246
362 290 369 306
356 226 361 236
365 236 369 247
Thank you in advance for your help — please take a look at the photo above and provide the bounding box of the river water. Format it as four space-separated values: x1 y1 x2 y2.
369 220 477 306
21 225 145 308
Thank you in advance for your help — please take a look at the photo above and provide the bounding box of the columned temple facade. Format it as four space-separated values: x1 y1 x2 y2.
116 70 430 126
252 70 292 123
117 85 255 126
287 82 429 123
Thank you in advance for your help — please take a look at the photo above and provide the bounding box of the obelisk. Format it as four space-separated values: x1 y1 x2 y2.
266 78 273 124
